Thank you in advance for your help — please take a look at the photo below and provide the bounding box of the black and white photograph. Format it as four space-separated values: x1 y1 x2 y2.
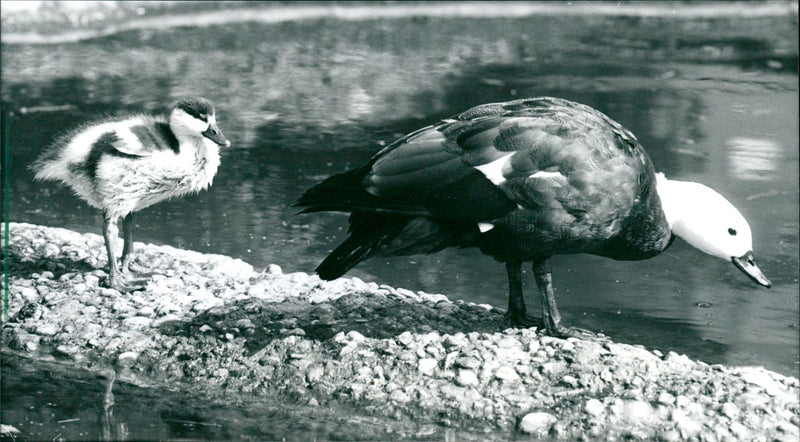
1 1 798 440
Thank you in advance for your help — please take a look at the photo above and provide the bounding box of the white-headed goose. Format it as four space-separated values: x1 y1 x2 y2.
33 96 230 292
297 97 770 337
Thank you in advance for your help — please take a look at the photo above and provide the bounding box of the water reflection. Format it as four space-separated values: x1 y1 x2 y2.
3 12 798 377
725 137 781 181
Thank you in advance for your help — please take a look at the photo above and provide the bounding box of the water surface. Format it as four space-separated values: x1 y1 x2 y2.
4 5 798 379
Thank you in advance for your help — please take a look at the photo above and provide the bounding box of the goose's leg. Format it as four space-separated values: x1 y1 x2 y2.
532 259 596 339
120 213 151 277
103 212 145 292
506 261 539 327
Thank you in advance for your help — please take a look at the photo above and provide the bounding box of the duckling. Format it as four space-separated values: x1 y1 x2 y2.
32 96 230 292
297 97 770 337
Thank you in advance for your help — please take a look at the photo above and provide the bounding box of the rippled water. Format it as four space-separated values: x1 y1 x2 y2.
2 3 798 434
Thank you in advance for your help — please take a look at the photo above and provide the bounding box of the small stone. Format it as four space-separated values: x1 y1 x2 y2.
54 345 80 359
455 356 481 369
199 324 213 333
20 287 38 302
117 351 139 366
346 330 366 343
720 402 738 419
266 264 282 275
659 429 681 442
730 422 749 439
519 412 557 435
418 358 438 376
455 369 479 387
36 323 59 336
495 365 520 382
212 368 229 378
675 414 702 439
562 375 578 387
306 365 324 383
396 331 414 347
496 337 519 349
657 391 676 405
389 389 410 403
622 400 655 423
585 398 604 416
122 316 152 329
443 333 467 349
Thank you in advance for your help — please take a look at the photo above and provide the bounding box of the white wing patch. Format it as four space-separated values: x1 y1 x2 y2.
529 170 564 181
478 222 495 233
474 152 514 186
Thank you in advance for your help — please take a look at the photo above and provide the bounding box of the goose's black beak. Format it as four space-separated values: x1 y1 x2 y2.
732 251 771 288
203 122 230 147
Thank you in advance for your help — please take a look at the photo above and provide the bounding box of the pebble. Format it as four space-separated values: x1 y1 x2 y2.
122 316 153 329
657 391 676 405
20 287 38 302
117 351 139 366
455 369 479 387
494 366 520 382
306 366 325 383
418 358 438 376
585 398 604 416
36 323 59 336
519 412 557 435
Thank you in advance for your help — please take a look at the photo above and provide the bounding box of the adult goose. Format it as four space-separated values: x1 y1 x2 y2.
297 97 770 336
33 96 230 292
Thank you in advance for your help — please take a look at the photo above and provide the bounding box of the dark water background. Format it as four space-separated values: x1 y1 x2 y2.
2 3 798 439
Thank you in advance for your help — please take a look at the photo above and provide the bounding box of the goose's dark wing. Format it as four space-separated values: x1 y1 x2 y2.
300 97 647 226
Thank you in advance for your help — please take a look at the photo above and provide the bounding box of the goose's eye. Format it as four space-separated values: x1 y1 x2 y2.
728 228 737 236
199 114 208 122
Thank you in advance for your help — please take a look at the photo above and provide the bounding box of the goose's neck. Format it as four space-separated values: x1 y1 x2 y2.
655 172 679 230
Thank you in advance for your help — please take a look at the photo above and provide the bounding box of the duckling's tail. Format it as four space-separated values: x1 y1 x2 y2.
30 149 69 182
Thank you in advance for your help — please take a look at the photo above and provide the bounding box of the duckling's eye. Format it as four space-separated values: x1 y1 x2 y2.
728 228 737 236
198 114 208 122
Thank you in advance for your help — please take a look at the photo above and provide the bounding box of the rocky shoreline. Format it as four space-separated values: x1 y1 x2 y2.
3 222 798 440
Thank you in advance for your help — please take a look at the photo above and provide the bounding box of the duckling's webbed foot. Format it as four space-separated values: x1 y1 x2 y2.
104 212 148 293
120 213 157 279
108 273 148 292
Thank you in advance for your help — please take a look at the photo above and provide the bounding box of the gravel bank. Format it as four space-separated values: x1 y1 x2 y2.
3 222 798 440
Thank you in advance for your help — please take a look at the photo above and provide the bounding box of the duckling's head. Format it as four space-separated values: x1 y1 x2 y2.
656 173 771 288
170 96 231 147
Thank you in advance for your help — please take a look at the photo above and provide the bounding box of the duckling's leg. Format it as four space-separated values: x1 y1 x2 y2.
103 212 145 292
120 213 151 277
532 260 597 339
505 261 539 327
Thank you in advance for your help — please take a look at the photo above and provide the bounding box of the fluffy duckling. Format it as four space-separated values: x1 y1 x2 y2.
298 97 770 337
33 96 230 292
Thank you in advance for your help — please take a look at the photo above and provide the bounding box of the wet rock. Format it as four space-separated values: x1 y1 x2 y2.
519 412 557 435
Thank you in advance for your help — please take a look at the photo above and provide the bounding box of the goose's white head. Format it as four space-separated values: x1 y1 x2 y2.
656 173 770 288
169 96 231 147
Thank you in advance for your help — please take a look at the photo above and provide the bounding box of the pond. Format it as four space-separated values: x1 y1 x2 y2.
2 2 798 436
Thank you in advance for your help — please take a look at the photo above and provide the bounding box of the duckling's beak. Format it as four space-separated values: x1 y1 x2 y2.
731 251 771 288
203 122 231 147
